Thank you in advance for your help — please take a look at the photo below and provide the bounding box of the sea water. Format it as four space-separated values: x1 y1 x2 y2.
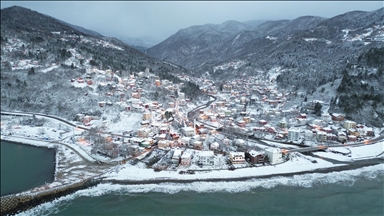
0 140 55 196
17 165 383 216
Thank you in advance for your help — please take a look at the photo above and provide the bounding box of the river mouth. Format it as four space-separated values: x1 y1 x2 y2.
0 140 55 196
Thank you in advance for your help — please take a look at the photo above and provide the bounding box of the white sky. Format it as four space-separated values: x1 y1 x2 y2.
1 1 383 42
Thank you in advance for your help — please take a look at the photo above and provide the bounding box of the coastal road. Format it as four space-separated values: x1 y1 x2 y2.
285 134 384 153
1 111 122 165
1 111 133 139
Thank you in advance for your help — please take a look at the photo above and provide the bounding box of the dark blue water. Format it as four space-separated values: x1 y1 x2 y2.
1 140 55 196
19 168 384 216
2 139 382 216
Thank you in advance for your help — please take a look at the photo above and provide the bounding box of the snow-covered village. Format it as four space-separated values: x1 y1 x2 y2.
1 4 384 215
1 62 383 190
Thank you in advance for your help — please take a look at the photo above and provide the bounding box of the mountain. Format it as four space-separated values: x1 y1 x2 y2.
147 8 384 126
0 6 190 120
1 6 83 36
0 6 188 73
146 20 259 70
146 16 326 70
147 9 383 73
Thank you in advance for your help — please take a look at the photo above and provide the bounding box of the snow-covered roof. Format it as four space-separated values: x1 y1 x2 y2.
199 151 214 157
249 150 264 157
230 152 245 157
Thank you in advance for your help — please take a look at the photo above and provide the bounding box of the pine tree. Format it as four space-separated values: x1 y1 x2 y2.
314 102 322 116
28 67 35 76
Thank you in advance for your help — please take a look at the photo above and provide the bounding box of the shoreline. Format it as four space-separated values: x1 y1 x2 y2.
0 136 56 149
1 136 383 186
1 137 383 215
0 139 57 197
102 160 383 185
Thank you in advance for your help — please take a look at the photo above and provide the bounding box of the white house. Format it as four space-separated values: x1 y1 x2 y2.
316 131 327 142
158 140 169 149
180 152 192 166
210 142 220 150
338 132 347 142
137 128 152 138
198 151 215 166
265 148 283 164
343 120 356 130
172 149 183 164
230 152 245 164
288 128 300 141
181 127 195 137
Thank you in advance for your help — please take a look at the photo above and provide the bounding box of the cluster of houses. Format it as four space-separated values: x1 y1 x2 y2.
193 74 376 147
69 69 291 168
167 146 284 168
71 68 375 170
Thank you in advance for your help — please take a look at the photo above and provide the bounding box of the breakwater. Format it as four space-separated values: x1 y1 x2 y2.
0 178 100 216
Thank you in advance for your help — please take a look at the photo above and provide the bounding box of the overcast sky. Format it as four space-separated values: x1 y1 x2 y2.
1 1 383 42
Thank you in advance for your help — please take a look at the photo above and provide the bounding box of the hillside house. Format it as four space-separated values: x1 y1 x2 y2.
230 152 245 164
266 127 276 134
137 128 152 138
198 151 215 166
279 120 288 128
259 120 267 125
348 128 360 137
238 120 246 127
265 148 283 165
83 116 92 124
180 152 192 166
155 80 161 86
365 128 374 136
322 127 332 134
142 112 151 121
243 116 251 123
181 127 195 137
316 131 327 142
158 140 169 149
210 142 220 150
327 134 337 141
331 113 344 121
288 128 300 141
348 135 357 142
338 132 347 142
98 101 106 107
298 113 307 119
172 150 183 164
160 127 169 134
343 120 356 130
132 92 140 99
193 141 203 150
246 150 265 164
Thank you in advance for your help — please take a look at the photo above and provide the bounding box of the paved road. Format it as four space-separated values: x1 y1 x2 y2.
1 111 133 139
1 111 121 165
286 134 384 153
